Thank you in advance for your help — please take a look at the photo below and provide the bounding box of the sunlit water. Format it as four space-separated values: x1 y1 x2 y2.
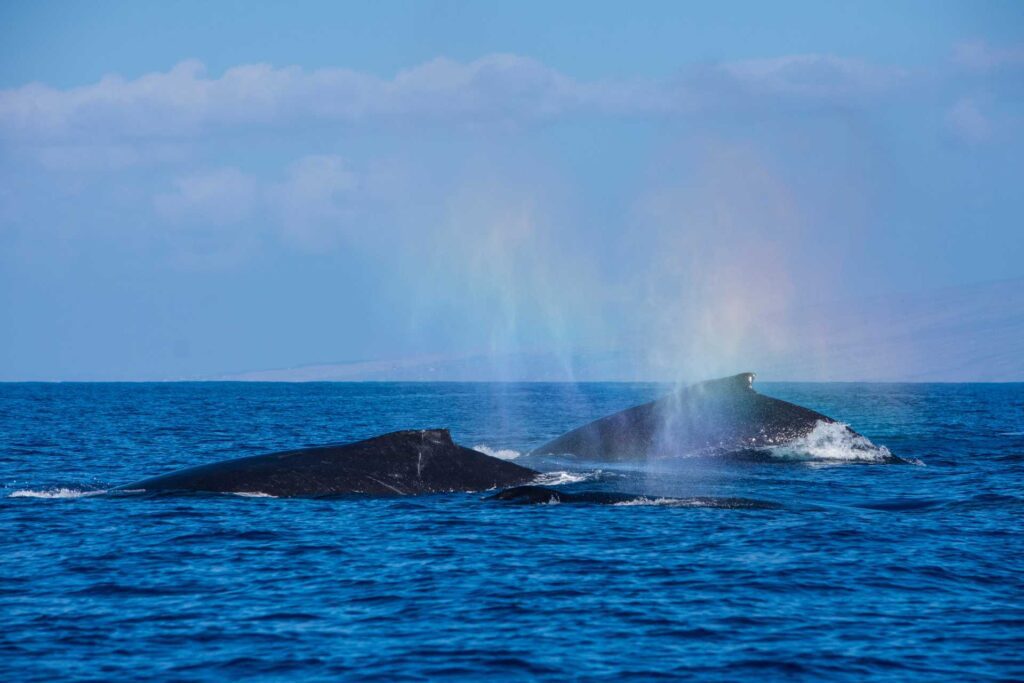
1 382 1022 680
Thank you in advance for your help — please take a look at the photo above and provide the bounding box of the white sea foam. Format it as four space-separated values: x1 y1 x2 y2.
612 497 777 509
613 497 687 507
472 445 522 460
611 497 745 508
8 488 107 499
532 470 601 486
766 421 910 464
229 491 277 498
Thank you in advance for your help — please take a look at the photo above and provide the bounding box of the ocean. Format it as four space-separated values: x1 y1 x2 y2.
1 381 1022 680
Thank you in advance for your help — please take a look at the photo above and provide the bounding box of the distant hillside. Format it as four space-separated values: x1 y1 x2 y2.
211 278 1024 382
764 277 1024 381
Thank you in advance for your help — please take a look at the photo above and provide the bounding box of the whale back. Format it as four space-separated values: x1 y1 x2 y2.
530 373 840 460
121 429 537 497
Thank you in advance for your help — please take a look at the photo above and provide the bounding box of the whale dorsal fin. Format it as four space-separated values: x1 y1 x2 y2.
420 428 454 445
734 372 755 390
688 372 756 393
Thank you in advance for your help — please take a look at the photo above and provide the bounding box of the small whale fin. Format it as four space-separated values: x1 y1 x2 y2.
688 372 756 393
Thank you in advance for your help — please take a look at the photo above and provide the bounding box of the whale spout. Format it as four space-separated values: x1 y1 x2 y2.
529 372 860 461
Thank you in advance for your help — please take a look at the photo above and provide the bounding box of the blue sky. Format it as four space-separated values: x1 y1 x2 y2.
1 1 1022 380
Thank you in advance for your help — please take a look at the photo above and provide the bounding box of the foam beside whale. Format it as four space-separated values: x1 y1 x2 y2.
529 372 885 461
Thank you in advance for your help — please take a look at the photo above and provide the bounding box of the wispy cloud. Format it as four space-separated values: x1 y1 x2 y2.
152 154 381 257
154 167 258 225
0 52 906 144
952 40 1024 71
151 166 262 267
0 56 651 141
270 155 360 250
714 54 905 103
946 97 993 144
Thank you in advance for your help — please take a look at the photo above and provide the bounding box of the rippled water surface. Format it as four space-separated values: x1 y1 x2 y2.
2 382 1023 680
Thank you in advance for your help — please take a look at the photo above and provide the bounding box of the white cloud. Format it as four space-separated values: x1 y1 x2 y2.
270 155 359 250
0 55 642 141
152 155 372 253
714 54 906 103
952 41 1024 71
149 166 261 268
946 97 992 144
945 41 1024 146
154 167 258 225
0 52 905 144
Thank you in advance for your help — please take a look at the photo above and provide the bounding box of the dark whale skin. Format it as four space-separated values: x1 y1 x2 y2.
118 429 538 498
530 372 856 461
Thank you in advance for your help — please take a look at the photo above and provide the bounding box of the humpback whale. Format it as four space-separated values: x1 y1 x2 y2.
118 429 538 497
530 372 867 461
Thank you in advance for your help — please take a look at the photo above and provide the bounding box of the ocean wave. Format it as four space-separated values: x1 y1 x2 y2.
8 487 107 499
472 445 522 460
612 497 683 507
613 496 781 509
229 491 278 498
532 470 601 486
766 421 915 464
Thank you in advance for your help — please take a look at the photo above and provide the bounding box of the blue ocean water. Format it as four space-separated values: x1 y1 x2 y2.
1 381 1022 681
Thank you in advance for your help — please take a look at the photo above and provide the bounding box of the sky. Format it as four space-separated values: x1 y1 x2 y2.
1 1 1022 380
